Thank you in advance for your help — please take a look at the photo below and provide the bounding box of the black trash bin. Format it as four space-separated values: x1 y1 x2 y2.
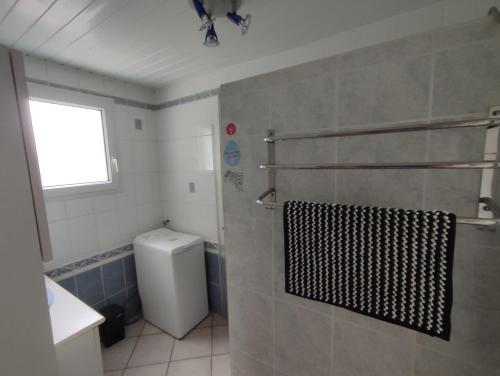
99 304 125 348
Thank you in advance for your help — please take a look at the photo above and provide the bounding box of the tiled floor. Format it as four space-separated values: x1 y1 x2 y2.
102 313 230 376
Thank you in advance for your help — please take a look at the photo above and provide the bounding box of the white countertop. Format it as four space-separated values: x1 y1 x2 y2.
45 276 105 347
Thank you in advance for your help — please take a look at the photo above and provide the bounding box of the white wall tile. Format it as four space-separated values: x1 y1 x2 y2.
32 60 164 269
151 173 162 202
156 97 220 244
160 138 196 172
103 78 127 99
156 98 215 141
45 201 66 222
124 82 146 102
47 220 72 265
136 203 162 234
117 207 138 244
163 201 218 243
96 211 120 252
78 70 106 94
114 105 132 141
92 195 117 214
163 171 217 206
24 55 48 81
132 141 154 173
117 174 137 209
65 197 93 218
195 135 215 171
149 141 161 173
67 215 99 259
135 173 155 205
46 63 79 87
117 140 134 173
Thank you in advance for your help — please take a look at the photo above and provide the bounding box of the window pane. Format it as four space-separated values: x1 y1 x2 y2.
29 100 109 188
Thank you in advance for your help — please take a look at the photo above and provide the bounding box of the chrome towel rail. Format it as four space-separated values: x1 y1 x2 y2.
256 189 500 227
260 160 500 170
264 118 500 143
256 107 500 227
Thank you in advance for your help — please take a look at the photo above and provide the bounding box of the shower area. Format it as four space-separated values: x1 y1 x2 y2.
219 12 500 376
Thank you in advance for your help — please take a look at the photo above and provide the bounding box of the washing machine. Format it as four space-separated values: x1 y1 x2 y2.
134 228 209 339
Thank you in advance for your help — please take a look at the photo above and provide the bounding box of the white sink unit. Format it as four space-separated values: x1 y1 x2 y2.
134 228 209 339
45 277 105 376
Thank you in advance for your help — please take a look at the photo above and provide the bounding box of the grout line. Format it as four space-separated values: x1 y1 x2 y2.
170 354 218 363
120 360 169 371
123 336 141 370
164 334 175 376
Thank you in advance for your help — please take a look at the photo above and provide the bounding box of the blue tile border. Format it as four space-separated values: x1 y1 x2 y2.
45 244 133 279
26 78 219 111
57 255 142 322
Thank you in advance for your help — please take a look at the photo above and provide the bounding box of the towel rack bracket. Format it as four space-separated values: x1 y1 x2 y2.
490 106 500 119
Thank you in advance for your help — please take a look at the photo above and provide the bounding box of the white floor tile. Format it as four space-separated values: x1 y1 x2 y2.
212 354 230 376
142 321 164 335
212 326 229 355
123 363 168 376
171 328 212 361
196 314 213 328
213 313 228 326
128 333 175 368
167 357 211 376
126 319 145 338
102 337 138 371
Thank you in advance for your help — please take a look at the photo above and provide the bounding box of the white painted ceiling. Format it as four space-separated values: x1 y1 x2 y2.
0 0 442 87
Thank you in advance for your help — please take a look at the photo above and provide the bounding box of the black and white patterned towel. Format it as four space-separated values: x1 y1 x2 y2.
284 200 456 340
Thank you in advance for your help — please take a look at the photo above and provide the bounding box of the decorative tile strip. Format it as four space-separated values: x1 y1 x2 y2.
46 244 133 279
27 78 219 111
26 78 150 109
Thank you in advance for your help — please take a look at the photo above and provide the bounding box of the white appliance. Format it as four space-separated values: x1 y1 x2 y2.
134 228 209 339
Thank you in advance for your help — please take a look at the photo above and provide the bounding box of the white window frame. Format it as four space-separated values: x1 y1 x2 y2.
28 83 119 198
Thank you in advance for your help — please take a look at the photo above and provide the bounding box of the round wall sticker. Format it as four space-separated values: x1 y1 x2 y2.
224 140 241 167
226 123 237 136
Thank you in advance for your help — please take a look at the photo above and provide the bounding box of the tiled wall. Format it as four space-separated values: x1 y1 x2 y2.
155 95 220 244
156 95 227 315
57 254 141 321
55 245 225 316
27 56 228 317
24 57 164 271
219 16 500 376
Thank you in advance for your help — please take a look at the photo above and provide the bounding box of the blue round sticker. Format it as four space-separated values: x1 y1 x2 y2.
224 140 241 167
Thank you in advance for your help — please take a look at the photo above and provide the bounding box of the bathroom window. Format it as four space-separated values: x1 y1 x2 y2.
28 85 118 197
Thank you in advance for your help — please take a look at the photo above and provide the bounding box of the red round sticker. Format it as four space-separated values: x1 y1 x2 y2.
226 123 237 135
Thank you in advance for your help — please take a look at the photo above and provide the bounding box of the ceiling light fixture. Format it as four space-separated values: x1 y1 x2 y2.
190 0 251 47
227 11 251 35
204 23 220 47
